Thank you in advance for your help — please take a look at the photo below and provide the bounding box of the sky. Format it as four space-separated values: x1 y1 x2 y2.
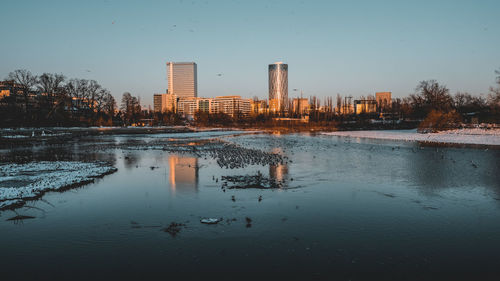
1 0 499 107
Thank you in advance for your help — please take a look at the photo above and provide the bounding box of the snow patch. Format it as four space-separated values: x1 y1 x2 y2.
322 129 500 146
0 161 117 209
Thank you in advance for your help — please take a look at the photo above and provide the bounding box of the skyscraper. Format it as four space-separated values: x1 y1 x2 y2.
167 62 197 98
269 62 288 111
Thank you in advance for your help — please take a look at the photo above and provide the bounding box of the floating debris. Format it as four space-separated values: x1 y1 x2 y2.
162 222 186 237
7 215 35 221
200 218 221 224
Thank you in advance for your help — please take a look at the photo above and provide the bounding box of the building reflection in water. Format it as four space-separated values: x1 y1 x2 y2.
269 163 288 182
168 155 199 193
269 148 288 182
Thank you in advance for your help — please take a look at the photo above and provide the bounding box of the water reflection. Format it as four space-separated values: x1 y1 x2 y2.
270 163 288 182
269 147 288 182
168 155 199 193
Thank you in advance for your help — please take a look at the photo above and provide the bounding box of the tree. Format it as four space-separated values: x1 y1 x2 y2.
488 68 500 105
8 69 37 90
418 109 461 132
7 69 38 114
87 80 101 116
416 80 453 111
37 73 65 96
121 92 140 125
102 92 116 116
37 73 67 119
410 80 453 119
66 79 89 113
336 94 342 115
487 68 500 123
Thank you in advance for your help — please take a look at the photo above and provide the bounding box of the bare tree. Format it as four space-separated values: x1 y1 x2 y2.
487 69 500 122
415 80 453 111
37 73 67 118
121 92 140 124
37 73 65 96
7 69 38 112
336 94 342 115
87 80 101 114
65 79 89 115
102 92 116 116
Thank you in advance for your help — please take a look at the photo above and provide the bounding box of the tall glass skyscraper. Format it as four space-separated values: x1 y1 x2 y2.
268 62 288 111
167 62 197 98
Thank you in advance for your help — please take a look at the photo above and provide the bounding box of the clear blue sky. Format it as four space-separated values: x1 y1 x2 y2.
1 0 499 107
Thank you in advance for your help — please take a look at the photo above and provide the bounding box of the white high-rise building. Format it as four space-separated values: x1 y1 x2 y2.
269 62 288 111
167 62 197 98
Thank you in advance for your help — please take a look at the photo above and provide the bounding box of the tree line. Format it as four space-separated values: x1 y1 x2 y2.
1 69 117 127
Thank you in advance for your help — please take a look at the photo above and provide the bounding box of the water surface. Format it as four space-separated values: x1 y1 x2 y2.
1 132 499 280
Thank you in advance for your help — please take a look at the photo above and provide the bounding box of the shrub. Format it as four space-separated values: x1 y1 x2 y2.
418 110 461 133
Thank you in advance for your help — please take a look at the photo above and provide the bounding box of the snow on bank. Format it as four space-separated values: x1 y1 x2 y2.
0 161 117 209
322 129 500 146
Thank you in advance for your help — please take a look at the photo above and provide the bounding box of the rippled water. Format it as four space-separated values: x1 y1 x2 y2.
1 131 499 280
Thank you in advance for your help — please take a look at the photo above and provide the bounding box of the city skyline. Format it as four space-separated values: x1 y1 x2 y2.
1 0 500 108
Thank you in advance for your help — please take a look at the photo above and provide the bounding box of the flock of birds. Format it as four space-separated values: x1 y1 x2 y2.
208 142 284 169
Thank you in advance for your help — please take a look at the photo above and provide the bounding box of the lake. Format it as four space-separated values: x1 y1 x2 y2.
1 131 499 280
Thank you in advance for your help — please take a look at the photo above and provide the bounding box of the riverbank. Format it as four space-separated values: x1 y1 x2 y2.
322 128 500 148
0 126 207 148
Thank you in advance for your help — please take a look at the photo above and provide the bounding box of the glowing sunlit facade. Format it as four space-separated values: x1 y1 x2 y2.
375 91 392 111
153 93 177 113
167 62 197 98
269 62 288 111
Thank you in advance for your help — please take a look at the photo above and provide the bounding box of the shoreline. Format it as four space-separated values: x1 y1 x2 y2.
2 126 499 149
321 129 500 149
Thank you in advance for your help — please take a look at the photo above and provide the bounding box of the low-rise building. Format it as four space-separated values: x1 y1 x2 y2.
376 92 392 111
354 99 377 114
153 93 177 113
250 99 268 115
177 97 199 116
292 98 309 115
213 96 251 117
